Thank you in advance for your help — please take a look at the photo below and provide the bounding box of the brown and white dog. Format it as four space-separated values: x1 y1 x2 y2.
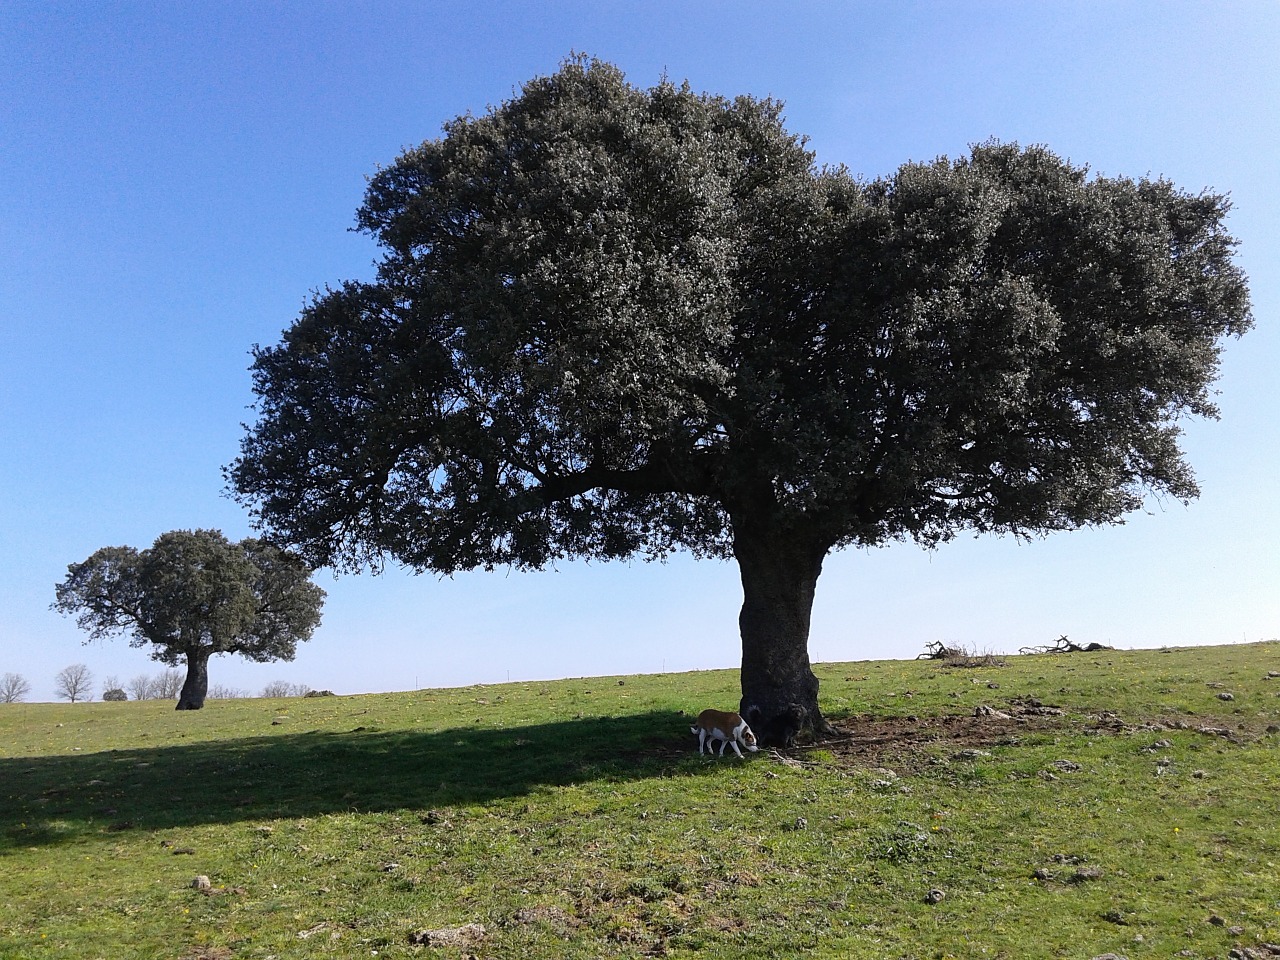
691 709 759 758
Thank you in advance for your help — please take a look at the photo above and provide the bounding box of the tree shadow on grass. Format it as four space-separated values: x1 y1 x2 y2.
0 711 726 853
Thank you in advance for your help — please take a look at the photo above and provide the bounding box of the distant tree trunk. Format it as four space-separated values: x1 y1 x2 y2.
176 650 209 710
732 515 834 747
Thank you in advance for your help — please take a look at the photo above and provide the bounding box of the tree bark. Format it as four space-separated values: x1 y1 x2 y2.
732 515 833 747
175 650 209 710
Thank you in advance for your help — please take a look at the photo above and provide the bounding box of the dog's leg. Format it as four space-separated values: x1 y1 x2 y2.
729 739 744 758
698 729 707 755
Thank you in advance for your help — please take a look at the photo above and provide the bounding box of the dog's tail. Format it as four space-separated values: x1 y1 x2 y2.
690 724 699 735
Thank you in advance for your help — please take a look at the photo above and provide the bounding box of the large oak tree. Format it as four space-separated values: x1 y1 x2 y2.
229 58 1251 745
54 529 325 710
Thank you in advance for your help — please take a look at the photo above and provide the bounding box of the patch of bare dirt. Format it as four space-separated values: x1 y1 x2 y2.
180 949 232 960
810 706 1066 766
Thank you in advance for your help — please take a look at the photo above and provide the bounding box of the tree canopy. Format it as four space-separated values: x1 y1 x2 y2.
54 529 325 710
229 57 1251 744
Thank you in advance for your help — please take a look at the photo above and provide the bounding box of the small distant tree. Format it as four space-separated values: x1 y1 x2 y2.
54 663 94 703
207 683 250 699
127 673 155 700
152 668 184 700
101 675 125 700
260 680 311 698
53 529 325 711
1 672 31 703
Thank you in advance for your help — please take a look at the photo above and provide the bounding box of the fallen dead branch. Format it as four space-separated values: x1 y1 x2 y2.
1019 635 1113 655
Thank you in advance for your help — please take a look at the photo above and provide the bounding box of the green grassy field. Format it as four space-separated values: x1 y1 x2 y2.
2 642 1279 959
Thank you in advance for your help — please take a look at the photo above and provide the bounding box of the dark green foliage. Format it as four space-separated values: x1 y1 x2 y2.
101 688 127 702
229 56 1251 743
53 529 325 710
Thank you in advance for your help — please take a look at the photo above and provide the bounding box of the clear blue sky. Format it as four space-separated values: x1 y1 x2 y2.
2 2 1277 702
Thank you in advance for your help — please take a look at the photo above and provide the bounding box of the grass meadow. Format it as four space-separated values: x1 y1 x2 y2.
2 642 1279 959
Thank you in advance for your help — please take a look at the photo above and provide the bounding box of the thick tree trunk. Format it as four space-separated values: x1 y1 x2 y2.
732 516 833 748
175 651 209 710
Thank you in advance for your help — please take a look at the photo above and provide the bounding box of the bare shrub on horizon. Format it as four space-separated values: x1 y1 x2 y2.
260 681 312 699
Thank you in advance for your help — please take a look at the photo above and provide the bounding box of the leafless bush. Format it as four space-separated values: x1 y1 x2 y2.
126 669 185 700
207 684 250 700
127 673 155 700
152 668 184 699
916 641 1006 668
260 681 312 698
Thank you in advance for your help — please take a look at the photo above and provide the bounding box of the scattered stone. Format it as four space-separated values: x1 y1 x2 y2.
1228 925 1245 935
380 862 400 872
974 705 1012 720
421 810 449 826
1218 692 1236 701
1088 954 1128 960
1072 866 1104 883
1143 739 1173 751
1209 914 1227 926
191 876 213 893
1266 724 1280 735
408 923 487 948
271 717 288 725
1266 671 1280 679
1051 759 1083 773
171 847 197 855
1101 909 1130 925
1198 726 1233 738
956 749 992 760
924 888 946 904
1032 867 1053 881
793 817 808 831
